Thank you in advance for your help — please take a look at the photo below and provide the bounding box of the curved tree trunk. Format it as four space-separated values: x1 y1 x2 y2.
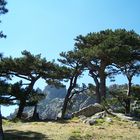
89 71 101 103
16 80 36 119
61 89 71 119
61 75 78 119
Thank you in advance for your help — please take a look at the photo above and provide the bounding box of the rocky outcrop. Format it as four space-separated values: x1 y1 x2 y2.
35 85 67 120
38 98 64 120
8 85 66 120
8 85 97 120
78 111 112 125
111 113 135 121
43 85 67 99
70 92 96 112
27 85 96 120
72 103 103 117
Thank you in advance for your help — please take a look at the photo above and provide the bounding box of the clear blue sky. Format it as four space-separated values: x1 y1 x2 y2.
1 0 140 116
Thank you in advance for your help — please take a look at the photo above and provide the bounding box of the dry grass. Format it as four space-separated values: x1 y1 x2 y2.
3 117 140 140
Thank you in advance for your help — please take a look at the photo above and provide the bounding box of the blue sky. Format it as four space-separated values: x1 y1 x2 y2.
1 0 140 116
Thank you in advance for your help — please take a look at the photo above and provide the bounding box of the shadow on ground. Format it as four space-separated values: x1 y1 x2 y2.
4 129 52 140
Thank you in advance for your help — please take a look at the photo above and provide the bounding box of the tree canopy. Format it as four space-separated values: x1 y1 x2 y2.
73 29 140 103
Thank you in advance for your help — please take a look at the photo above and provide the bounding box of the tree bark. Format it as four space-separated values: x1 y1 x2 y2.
125 99 131 114
125 78 132 114
89 71 101 103
99 61 106 99
16 100 26 119
61 88 71 119
16 79 36 119
32 104 39 121
99 70 106 98
61 75 78 119
95 78 101 103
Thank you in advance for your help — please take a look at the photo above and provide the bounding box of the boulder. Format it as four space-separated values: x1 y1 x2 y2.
78 115 87 121
70 93 96 112
91 111 106 119
72 103 103 117
84 118 97 125
105 117 113 123
112 113 133 121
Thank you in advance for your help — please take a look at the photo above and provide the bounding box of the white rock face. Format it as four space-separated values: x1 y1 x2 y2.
8 85 96 120
36 85 67 120
43 85 67 99
38 98 64 120
8 85 67 120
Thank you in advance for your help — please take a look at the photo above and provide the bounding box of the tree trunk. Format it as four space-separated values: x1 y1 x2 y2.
91 73 101 103
99 70 106 98
61 72 78 119
32 104 39 121
0 107 4 140
125 78 132 115
99 62 106 99
16 80 36 119
61 88 72 119
89 70 101 103
96 80 101 103
16 100 26 119
125 99 131 114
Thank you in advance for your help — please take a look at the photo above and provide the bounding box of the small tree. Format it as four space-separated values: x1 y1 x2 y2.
9 81 44 119
1 50 58 118
131 85 140 117
28 89 45 120
58 50 85 119
109 84 140 115
74 30 118 102
116 61 140 114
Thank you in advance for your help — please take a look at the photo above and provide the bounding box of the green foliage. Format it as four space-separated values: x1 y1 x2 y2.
0 0 8 14
0 80 14 105
58 49 86 118
0 0 8 38
107 84 140 115
0 50 65 118
75 29 140 75
9 80 45 107
27 90 45 106
73 29 140 102
75 29 140 61
132 85 140 100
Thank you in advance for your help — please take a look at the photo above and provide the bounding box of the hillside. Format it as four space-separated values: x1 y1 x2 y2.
3 116 140 140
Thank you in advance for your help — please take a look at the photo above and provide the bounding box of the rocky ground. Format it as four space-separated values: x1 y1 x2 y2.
3 113 140 140
5 86 140 139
